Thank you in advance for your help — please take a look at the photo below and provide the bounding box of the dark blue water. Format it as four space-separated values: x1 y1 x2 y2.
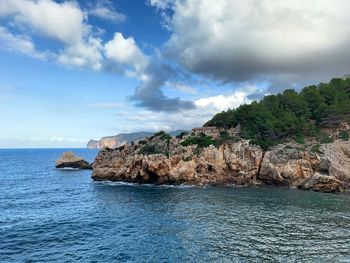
1 149 350 262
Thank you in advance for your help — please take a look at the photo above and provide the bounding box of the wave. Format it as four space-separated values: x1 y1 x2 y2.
57 167 80 171
93 180 204 189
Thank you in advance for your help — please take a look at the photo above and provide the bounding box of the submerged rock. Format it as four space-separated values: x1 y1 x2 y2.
56 152 92 170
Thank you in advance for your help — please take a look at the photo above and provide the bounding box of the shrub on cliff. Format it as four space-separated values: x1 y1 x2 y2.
338 131 349 141
176 131 188 139
180 135 215 148
153 131 172 141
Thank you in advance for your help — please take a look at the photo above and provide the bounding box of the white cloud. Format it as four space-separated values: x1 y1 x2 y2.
165 0 350 85
147 0 174 10
57 36 103 70
116 86 257 132
0 0 85 45
89 0 126 23
104 32 149 71
0 26 49 60
0 0 104 69
195 90 252 111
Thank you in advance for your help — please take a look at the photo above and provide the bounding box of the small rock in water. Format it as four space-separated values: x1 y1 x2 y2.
56 152 92 170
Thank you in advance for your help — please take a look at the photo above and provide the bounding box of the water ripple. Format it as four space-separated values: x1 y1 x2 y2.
0 149 350 262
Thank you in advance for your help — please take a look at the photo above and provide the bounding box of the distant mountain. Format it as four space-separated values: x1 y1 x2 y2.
87 130 188 149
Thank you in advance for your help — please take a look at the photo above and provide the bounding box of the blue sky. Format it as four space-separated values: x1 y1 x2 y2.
1 0 350 147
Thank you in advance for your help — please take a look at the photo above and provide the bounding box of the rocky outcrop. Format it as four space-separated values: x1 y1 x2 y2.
258 142 350 192
87 139 100 149
92 139 263 186
322 141 350 184
91 133 350 192
56 152 92 169
258 146 316 187
301 173 346 192
87 132 154 149
87 130 187 149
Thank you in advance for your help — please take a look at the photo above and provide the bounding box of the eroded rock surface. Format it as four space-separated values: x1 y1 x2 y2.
56 152 92 169
258 142 350 192
92 139 263 186
91 134 350 192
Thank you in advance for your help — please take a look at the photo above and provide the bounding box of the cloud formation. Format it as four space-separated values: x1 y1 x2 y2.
130 60 196 111
104 33 148 71
162 0 350 89
3 0 350 116
0 0 195 112
0 26 48 59
117 86 254 132
0 0 104 69
88 0 126 23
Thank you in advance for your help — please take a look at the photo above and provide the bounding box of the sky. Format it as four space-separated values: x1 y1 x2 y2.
1 0 350 148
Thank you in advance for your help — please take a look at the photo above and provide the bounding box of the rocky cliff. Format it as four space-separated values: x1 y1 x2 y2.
87 132 154 149
87 130 187 149
91 133 350 192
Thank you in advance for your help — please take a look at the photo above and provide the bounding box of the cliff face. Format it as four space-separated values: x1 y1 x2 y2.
87 131 187 149
258 143 348 192
91 134 350 192
87 132 154 149
92 140 263 185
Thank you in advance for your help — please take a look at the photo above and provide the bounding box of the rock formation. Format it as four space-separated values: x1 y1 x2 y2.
87 130 187 149
91 133 350 192
56 152 92 169
258 144 348 192
92 140 263 185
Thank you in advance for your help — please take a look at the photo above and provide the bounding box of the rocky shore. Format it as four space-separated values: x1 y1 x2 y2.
91 132 350 193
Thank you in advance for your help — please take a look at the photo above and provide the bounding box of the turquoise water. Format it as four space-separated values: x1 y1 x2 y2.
1 149 350 262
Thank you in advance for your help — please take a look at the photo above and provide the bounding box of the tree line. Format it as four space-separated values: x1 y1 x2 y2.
205 78 350 149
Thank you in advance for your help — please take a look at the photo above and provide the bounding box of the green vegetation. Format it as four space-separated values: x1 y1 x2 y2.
206 78 350 149
154 131 172 141
176 131 188 139
116 145 125 151
138 131 173 157
311 144 323 154
139 145 161 155
214 131 239 147
180 134 215 148
183 156 192 162
338 130 349 141
295 134 305 145
317 132 333 144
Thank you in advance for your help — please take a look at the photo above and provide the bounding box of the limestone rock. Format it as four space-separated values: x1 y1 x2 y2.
56 152 92 169
91 133 350 192
92 138 263 186
322 141 350 183
301 173 346 192
258 146 316 187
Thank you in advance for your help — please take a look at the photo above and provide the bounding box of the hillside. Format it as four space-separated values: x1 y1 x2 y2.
205 78 350 149
87 130 188 149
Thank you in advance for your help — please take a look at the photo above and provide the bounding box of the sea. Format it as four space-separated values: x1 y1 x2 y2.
1 148 350 262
